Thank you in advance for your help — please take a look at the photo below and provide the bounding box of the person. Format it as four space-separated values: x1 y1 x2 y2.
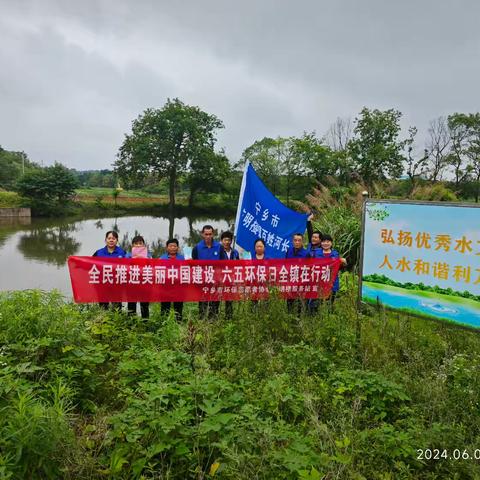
125 235 152 319
219 231 239 319
192 225 222 318
285 232 308 315
306 213 323 258
252 238 267 260
305 214 323 314
159 238 185 321
285 233 309 259
316 234 347 309
93 231 126 312
251 238 268 308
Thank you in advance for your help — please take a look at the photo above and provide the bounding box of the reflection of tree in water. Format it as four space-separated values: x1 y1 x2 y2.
111 215 233 258
17 224 80 266
94 220 103 230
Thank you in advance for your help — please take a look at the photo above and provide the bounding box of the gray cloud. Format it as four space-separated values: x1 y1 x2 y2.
1 0 479 169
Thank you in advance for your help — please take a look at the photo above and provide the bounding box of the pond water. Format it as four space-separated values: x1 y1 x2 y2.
0 213 233 296
362 283 480 328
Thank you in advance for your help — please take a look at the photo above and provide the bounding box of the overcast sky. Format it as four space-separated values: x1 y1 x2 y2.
1 0 479 170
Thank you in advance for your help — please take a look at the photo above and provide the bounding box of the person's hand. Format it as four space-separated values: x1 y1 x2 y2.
340 257 347 266
308 213 314 222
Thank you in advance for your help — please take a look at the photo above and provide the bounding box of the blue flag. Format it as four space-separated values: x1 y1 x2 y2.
234 162 308 258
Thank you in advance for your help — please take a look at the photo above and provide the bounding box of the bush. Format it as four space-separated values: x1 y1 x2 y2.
300 184 363 266
411 184 457 202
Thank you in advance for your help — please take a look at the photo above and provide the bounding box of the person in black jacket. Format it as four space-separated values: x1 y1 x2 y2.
219 231 239 319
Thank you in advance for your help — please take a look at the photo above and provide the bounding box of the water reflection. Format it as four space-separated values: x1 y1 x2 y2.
17 224 81 266
0 213 233 294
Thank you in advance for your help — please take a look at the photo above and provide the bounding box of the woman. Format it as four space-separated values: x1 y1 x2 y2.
252 238 267 260
93 231 126 311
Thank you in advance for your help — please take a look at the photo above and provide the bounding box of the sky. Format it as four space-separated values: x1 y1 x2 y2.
1 0 480 170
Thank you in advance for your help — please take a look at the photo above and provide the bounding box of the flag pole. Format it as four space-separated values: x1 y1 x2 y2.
232 161 249 251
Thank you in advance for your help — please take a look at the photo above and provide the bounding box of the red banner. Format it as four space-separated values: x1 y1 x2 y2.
67 257 340 303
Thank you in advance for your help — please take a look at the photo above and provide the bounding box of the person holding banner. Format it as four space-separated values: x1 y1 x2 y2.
306 213 323 258
219 231 239 320
126 235 152 319
192 225 222 318
285 233 308 315
159 238 185 321
92 231 126 312
318 234 347 308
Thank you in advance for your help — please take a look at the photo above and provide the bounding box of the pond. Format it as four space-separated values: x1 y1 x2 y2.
0 213 234 296
362 283 480 328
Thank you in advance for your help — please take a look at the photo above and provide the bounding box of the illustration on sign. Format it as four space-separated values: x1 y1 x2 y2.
360 200 480 328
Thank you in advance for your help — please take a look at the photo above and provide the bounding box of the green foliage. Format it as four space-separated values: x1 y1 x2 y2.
0 190 23 208
412 183 458 201
348 107 406 190
302 184 363 266
1 286 480 478
15 163 78 215
0 146 37 190
115 98 224 209
186 148 231 207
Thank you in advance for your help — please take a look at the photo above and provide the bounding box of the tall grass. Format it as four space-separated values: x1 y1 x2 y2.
1 286 480 478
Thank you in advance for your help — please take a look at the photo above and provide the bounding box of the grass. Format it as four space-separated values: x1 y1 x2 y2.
1 281 480 478
0 190 24 208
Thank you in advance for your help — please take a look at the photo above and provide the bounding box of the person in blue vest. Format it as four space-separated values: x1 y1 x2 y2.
317 234 347 309
219 231 240 319
93 230 126 312
160 238 185 321
192 225 222 318
285 232 308 315
305 214 324 314
306 213 323 258
125 235 152 319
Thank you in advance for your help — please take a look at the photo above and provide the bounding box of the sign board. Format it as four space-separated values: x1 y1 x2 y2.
360 200 480 328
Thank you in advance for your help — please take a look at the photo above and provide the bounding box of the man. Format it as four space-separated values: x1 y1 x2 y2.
285 232 308 315
192 225 222 318
219 231 240 319
306 213 323 258
160 238 185 321
285 232 308 259
305 214 323 314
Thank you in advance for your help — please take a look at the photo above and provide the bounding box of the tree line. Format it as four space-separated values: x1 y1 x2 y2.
115 99 480 207
2 99 480 214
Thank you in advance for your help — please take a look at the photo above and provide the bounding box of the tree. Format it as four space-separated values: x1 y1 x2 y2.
448 113 480 201
16 163 78 212
289 132 336 184
240 137 283 194
325 117 352 152
404 127 429 195
185 148 231 207
115 98 224 211
348 108 406 192
447 113 472 189
240 136 307 204
0 147 36 190
426 116 451 182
